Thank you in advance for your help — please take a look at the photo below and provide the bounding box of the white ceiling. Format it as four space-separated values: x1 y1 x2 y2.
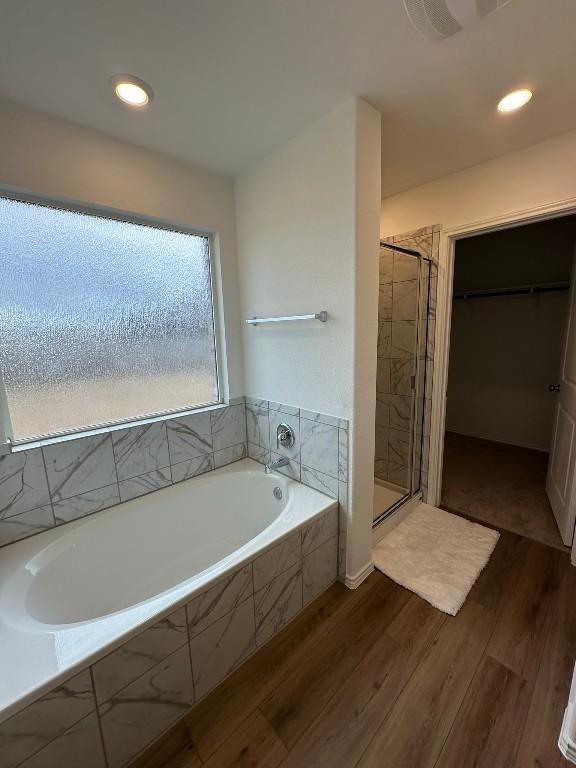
1 0 575 197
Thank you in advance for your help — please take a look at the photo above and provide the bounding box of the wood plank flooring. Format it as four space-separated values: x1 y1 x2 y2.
132 529 574 768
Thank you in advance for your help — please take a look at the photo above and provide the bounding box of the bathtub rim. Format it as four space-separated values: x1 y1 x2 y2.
0 458 338 724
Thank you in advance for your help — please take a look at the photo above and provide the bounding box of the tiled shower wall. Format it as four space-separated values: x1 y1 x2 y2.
379 225 439 502
375 248 420 488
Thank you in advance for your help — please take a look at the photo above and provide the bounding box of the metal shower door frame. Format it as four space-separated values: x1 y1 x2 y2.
373 241 432 527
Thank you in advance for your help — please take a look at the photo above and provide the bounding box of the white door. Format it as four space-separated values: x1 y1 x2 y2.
547 257 576 546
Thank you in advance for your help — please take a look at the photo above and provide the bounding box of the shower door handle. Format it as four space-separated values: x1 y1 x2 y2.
549 384 561 393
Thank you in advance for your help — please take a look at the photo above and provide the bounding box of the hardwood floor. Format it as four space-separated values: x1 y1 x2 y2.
442 431 570 551
131 528 575 768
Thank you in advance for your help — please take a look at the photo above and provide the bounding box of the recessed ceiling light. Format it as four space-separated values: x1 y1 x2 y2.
497 89 533 114
111 74 153 108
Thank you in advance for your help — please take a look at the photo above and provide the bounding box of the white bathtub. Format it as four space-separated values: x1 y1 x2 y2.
0 458 337 722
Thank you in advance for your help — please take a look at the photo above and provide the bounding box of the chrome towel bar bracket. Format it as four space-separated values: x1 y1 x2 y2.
246 311 328 326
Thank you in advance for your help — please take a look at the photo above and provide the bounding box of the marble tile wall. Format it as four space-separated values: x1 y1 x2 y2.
0 399 248 549
245 398 349 579
0 670 101 768
378 226 439 502
0 507 338 768
0 395 351 552
246 398 348 494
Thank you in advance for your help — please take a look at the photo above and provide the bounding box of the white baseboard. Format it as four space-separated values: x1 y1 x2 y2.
446 428 549 454
559 707 576 764
559 662 576 764
344 560 374 589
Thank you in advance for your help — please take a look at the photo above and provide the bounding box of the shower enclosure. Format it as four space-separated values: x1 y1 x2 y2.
374 242 431 525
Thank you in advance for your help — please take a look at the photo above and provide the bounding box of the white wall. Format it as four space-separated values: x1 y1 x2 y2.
381 128 576 235
236 101 355 417
235 97 381 583
447 292 568 451
0 98 244 396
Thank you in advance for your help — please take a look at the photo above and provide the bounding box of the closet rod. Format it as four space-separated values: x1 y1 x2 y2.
453 282 570 301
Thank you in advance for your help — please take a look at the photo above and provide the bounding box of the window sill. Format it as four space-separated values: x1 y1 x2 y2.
9 397 245 454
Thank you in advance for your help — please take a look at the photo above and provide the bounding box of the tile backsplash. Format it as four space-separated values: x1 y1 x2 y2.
246 398 349 580
0 399 248 548
0 396 349 552
246 398 347 495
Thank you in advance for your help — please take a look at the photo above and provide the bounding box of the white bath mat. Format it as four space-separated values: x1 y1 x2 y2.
373 503 499 615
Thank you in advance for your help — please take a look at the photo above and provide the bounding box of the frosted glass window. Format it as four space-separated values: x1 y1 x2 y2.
0 197 220 442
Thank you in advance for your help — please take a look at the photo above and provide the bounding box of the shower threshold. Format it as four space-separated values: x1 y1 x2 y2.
373 479 407 520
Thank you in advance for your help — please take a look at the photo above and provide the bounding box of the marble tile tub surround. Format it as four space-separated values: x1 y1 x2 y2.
246 398 348 495
0 509 338 768
246 398 349 582
0 396 349 550
0 399 248 548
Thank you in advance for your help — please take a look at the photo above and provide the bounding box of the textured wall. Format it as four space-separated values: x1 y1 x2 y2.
235 100 357 418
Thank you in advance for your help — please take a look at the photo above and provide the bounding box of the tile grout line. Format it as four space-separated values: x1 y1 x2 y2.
108 432 123 501
90 666 111 768
253 535 303 594
250 559 259 652
303 531 338 560
163 420 175 484
6 702 96 768
243 401 250 459
39 446 57 529
96 640 192 734
184 602 198 711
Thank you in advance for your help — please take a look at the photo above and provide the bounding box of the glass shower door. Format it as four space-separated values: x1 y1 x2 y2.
374 243 430 525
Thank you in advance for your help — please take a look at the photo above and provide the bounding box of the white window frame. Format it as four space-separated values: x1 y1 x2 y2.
0 187 229 453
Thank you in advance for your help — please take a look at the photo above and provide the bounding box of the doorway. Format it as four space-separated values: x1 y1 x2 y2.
373 242 431 526
440 215 576 550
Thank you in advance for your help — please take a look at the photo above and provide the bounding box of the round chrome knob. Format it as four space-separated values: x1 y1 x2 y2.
277 423 295 449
